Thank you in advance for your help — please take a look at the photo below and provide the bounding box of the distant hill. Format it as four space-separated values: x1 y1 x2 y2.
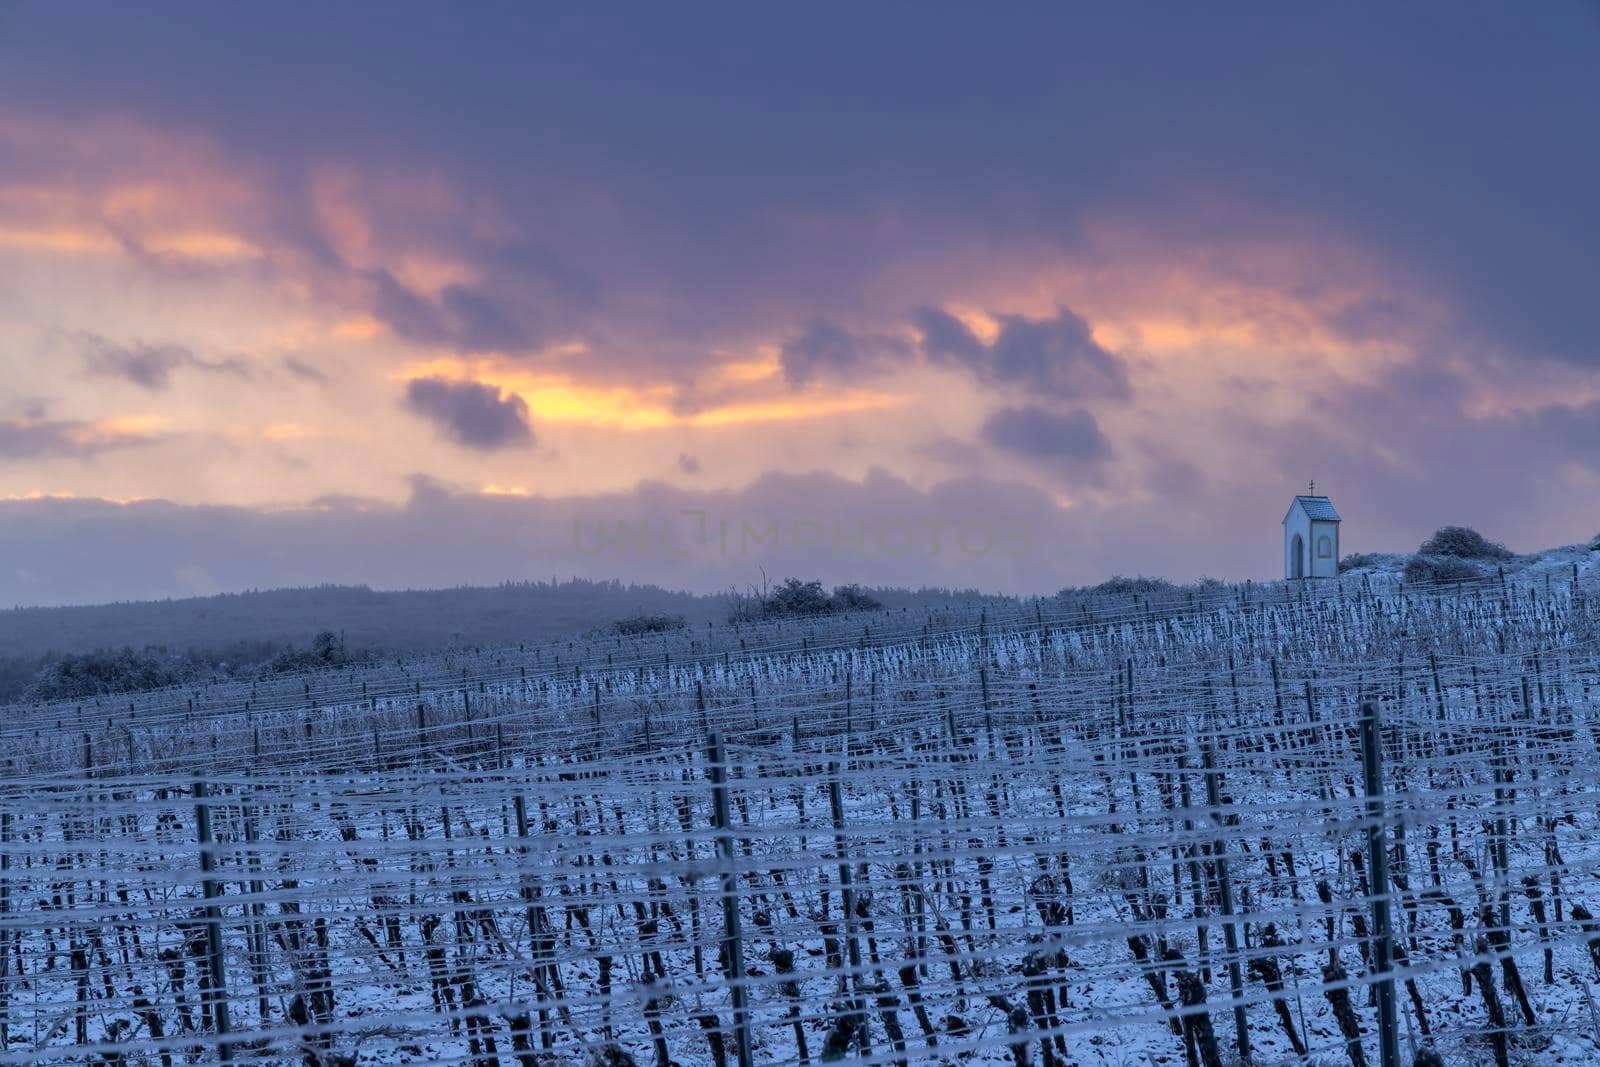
13 530 1588 705
0 580 716 660
0 577 1004 702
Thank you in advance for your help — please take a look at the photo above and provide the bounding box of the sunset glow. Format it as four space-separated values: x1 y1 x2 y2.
1 4 1596 603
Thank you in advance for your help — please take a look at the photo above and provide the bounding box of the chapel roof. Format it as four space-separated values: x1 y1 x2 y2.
1284 495 1341 522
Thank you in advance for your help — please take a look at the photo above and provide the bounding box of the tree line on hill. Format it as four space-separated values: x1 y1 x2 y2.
1 576 901 703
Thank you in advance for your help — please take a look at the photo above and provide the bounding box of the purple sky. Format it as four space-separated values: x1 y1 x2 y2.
2 3 1598 605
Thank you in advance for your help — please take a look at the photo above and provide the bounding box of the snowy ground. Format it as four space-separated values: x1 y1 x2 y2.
2 568 1598 1064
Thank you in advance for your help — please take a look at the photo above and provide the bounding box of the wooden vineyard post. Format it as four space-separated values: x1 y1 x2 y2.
980 666 993 754
844 672 853 741
241 801 271 1025
1359 700 1400 1067
1201 743 1250 1065
1 808 10 1050
707 731 754 1067
194 781 235 1064
512 792 556 1049
828 763 872 1058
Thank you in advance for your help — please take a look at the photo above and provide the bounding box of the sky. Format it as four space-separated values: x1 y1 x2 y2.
1 2 1598 605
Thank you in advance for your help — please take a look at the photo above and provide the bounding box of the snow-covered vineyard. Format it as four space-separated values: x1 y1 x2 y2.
4 571 1600 1065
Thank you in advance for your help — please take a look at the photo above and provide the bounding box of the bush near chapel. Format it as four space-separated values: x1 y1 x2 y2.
1417 525 1513 560
1090 575 1174 596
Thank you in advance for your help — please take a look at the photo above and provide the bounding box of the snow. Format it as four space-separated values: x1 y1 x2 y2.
2 568 1599 1065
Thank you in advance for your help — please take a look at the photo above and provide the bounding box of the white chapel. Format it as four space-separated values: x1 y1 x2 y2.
1283 486 1340 579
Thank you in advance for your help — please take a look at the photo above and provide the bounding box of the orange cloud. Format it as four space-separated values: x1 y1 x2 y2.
393 254 478 297
398 357 905 430
261 422 315 441
0 117 283 275
0 490 80 502
143 230 262 261
0 226 119 254
332 314 387 341
679 391 904 427
711 350 782 385
944 307 1000 346
70 414 168 446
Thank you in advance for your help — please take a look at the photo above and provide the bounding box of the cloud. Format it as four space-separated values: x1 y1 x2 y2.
439 284 536 352
282 357 328 383
368 272 456 348
981 405 1111 462
677 452 702 475
0 412 163 458
367 270 544 354
780 319 863 384
0 468 1091 605
402 376 533 450
918 307 1131 401
914 435 985 468
780 307 1131 403
82 339 190 389
1323 296 1417 346
79 334 249 390
4 5 1596 382
0 418 96 459
914 307 987 364
2 8 1598 597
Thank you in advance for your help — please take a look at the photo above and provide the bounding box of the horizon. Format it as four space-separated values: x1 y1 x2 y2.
8 519 1586 614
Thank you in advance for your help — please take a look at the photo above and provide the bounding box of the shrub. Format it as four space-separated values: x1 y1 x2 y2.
1338 553 1379 573
26 647 188 701
1089 575 1173 597
829 584 883 612
1417 526 1513 560
1403 554 1484 584
765 578 835 616
266 630 352 674
612 612 687 636
729 578 885 621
